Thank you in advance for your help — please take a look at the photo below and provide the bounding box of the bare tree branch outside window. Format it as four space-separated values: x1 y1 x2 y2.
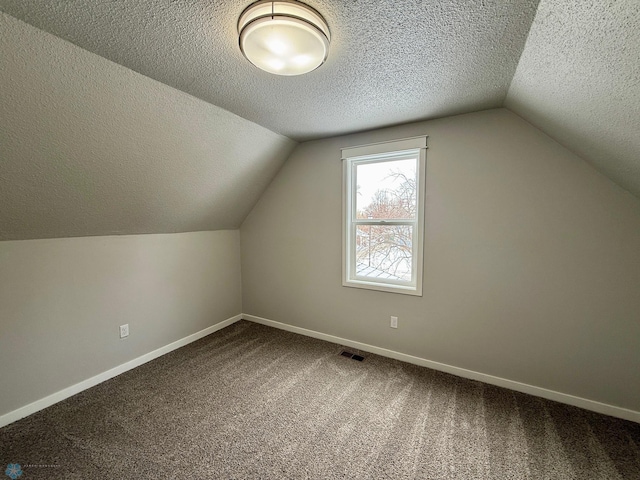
355 169 416 281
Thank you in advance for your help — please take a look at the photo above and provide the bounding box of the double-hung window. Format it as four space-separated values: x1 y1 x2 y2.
342 136 427 296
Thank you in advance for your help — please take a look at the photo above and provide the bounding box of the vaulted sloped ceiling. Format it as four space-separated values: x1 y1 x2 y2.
0 13 295 241
1 1 639 241
0 0 540 141
506 0 640 199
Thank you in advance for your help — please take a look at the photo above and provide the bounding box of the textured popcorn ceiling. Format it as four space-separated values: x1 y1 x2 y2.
1 1 639 241
0 13 295 240
506 0 640 198
0 0 540 141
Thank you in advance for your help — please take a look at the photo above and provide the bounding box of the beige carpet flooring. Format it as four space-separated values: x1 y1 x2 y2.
1 320 639 479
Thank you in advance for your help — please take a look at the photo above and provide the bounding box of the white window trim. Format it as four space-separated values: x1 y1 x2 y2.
342 136 427 296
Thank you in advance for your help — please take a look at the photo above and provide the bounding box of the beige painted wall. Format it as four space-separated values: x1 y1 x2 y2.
241 108 640 412
0 230 242 416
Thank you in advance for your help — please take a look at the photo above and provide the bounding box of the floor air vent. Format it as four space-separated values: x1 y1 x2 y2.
340 351 364 361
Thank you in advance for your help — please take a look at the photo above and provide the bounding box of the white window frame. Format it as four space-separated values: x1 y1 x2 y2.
342 136 427 296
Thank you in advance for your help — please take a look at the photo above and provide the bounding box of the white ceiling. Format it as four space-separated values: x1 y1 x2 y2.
506 0 640 199
0 0 540 141
0 1 639 241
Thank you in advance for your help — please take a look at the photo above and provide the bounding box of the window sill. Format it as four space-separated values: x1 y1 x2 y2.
342 279 423 296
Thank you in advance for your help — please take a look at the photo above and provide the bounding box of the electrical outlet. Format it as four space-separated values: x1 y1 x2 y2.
390 316 398 329
119 324 129 338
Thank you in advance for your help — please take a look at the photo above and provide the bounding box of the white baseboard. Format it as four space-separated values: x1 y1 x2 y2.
243 314 640 424
0 314 243 428
4 313 637 428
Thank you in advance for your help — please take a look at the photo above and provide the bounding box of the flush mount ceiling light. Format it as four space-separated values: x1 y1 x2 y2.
238 0 330 76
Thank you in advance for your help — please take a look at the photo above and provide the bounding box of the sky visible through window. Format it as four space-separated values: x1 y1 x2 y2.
356 158 416 216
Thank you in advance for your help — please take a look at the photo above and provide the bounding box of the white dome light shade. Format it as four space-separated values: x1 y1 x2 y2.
238 1 330 76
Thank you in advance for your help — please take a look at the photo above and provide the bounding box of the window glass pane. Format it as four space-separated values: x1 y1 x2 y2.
355 158 416 220
355 224 413 281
